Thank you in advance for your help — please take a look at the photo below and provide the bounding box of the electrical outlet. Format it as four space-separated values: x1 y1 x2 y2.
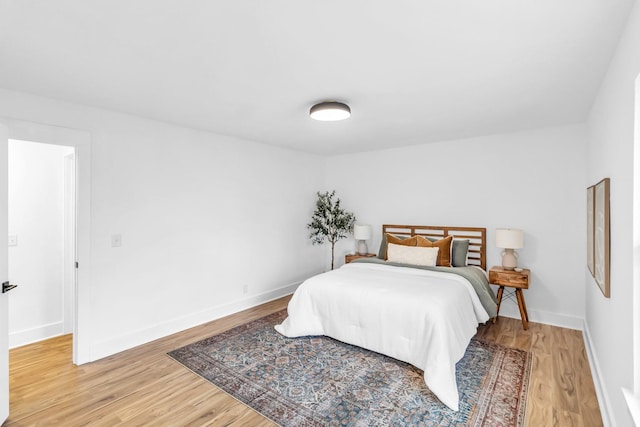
243 284 249 294
111 234 122 247
8 235 17 247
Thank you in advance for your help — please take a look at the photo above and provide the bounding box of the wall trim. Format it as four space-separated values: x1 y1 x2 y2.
497 304 583 330
9 321 64 349
623 388 640 425
90 281 588 363
583 319 613 427
89 281 301 362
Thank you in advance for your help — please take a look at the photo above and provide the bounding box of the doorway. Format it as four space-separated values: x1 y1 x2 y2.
8 140 76 349
0 116 91 365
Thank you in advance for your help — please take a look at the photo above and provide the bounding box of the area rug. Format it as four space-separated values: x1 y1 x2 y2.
168 310 531 426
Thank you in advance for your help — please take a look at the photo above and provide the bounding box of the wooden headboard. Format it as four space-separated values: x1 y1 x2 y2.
382 224 487 270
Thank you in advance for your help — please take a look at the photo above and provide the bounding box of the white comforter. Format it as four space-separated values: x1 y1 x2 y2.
274 262 490 411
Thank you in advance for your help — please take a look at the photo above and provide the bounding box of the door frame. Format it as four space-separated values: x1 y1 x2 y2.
1 117 91 364
63 152 76 335
1 122 9 423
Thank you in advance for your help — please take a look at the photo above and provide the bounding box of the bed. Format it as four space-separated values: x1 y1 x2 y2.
274 225 498 411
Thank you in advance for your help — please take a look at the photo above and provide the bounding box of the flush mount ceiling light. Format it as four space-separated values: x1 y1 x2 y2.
309 101 351 121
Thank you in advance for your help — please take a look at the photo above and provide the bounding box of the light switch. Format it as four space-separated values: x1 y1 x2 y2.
111 234 122 247
8 235 17 247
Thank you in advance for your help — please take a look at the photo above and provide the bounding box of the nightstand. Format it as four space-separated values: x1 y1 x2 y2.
345 253 377 264
489 266 530 330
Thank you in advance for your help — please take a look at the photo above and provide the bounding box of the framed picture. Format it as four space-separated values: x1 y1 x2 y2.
586 185 595 277
594 178 610 297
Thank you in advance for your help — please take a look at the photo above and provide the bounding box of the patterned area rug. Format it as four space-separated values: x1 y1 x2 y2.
168 310 531 426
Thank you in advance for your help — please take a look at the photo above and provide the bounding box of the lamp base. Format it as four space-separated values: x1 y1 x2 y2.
357 240 368 256
501 248 519 270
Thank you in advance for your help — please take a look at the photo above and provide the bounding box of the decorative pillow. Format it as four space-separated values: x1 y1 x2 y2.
379 234 419 260
416 235 453 267
423 236 470 267
451 239 470 267
387 243 439 267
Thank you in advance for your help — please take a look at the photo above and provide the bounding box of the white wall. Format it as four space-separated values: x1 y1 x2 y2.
0 88 326 361
8 140 74 347
585 2 640 426
326 124 587 329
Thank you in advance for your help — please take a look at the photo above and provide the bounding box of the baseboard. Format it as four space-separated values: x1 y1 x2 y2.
89 281 302 362
9 321 65 349
583 320 613 427
497 304 583 330
623 388 640 425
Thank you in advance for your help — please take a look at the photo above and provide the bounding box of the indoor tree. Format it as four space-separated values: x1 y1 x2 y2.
307 190 356 270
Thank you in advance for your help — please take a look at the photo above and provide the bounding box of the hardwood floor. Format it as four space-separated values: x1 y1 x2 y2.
5 296 602 426
476 319 602 426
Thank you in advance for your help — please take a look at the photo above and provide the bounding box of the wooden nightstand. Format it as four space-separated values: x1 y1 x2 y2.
489 266 530 330
345 253 377 264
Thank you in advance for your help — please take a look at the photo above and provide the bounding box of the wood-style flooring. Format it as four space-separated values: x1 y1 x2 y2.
5 296 602 426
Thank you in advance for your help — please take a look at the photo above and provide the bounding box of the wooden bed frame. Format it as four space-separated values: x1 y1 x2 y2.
382 224 487 270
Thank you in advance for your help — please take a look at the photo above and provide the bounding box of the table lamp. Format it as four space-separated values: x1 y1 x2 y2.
495 228 524 270
353 224 372 255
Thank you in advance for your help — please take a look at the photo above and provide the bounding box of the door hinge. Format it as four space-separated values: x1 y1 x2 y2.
75 262 79 269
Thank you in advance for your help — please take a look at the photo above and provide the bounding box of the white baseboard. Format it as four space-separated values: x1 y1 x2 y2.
583 320 613 427
9 321 65 349
497 304 583 330
623 388 640 426
88 281 302 362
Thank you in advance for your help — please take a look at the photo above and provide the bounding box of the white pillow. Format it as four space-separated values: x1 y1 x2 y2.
386 243 439 267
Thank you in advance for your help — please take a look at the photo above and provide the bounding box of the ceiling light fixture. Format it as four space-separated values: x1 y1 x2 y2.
309 101 351 121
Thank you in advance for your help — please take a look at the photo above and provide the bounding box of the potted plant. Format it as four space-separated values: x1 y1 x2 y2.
307 190 356 270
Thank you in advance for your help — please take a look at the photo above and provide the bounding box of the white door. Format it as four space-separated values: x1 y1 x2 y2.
0 122 9 423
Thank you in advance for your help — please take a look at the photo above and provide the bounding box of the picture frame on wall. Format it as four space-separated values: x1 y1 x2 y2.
594 177 610 298
586 185 595 277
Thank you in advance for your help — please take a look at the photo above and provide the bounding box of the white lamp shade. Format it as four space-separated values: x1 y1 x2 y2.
353 224 372 240
495 228 524 249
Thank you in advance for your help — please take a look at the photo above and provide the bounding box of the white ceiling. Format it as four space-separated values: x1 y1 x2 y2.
0 1 634 155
